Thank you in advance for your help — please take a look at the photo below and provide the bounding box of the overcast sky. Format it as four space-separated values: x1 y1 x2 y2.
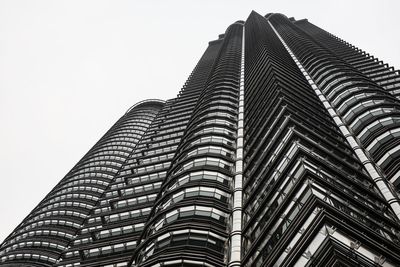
1 0 399 242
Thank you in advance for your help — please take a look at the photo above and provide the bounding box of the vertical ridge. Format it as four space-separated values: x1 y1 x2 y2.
228 25 245 267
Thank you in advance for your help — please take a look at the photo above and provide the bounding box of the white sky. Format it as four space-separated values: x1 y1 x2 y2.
1 0 399 242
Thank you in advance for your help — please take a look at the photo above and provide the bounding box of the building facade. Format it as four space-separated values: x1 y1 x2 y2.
2 11 400 267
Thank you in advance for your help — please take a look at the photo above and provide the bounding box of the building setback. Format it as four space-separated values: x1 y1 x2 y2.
2 11 400 267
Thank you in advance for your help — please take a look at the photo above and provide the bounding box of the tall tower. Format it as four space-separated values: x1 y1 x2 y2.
2 11 400 267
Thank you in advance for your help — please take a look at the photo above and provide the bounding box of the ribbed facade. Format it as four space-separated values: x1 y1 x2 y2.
2 11 400 267
0 100 164 266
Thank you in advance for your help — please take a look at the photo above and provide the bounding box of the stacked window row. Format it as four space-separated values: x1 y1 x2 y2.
0 101 163 266
132 22 243 267
55 27 226 267
240 12 400 267
292 19 400 189
54 99 199 267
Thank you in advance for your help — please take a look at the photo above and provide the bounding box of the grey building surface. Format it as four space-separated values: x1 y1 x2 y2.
2 11 400 267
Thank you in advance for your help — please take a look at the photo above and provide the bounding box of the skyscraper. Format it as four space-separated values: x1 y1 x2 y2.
2 10 400 266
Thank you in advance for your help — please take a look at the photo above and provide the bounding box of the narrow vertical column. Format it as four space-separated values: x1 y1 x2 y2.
268 20 400 221
229 26 245 267
131 23 242 267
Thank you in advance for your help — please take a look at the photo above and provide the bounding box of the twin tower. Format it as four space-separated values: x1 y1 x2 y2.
2 11 400 267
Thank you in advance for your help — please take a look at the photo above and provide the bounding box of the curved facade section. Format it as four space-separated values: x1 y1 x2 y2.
125 100 165 114
0 101 164 267
293 20 400 100
270 15 400 190
293 20 400 189
131 22 243 267
55 33 224 267
239 12 400 267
